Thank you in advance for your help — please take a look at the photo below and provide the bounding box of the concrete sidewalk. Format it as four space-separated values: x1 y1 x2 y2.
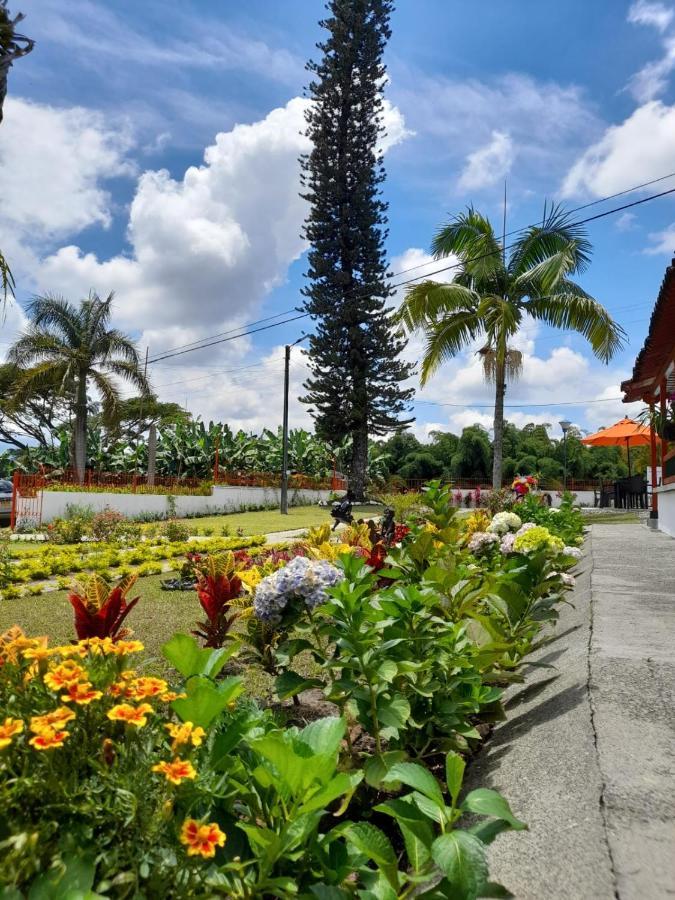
467 524 675 900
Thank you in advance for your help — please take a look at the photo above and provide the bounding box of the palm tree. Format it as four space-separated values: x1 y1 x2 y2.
8 293 150 482
397 206 625 488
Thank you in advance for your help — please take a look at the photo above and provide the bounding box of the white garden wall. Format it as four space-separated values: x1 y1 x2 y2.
36 485 334 523
655 484 675 538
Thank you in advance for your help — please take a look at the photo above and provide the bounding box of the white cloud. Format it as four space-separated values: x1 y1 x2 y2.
615 211 637 231
0 97 134 242
628 0 674 32
31 96 409 343
644 222 675 253
32 98 311 338
561 100 675 196
626 35 675 101
393 73 600 194
458 131 514 191
29 0 304 86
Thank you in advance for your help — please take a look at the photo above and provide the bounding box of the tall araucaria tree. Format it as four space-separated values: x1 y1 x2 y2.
8 293 151 483
300 0 414 499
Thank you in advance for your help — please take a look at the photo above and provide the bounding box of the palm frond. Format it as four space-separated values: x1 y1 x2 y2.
0 248 15 307
432 208 505 284
509 204 592 280
396 280 480 332
7 330 72 367
102 359 151 395
89 370 121 427
419 312 482 384
27 294 82 346
95 329 143 366
525 286 626 362
9 361 70 408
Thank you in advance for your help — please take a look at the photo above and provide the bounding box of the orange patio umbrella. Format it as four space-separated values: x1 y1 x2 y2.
581 417 653 477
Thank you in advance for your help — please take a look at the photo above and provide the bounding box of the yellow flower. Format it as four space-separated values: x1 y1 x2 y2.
49 644 87 659
159 691 186 703
44 661 87 691
78 637 116 655
21 646 52 662
128 677 168 699
180 819 226 858
0 717 24 750
165 721 206 751
29 728 68 750
30 707 76 733
107 703 153 727
114 640 144 655
152 758 197 785
61 682 103 705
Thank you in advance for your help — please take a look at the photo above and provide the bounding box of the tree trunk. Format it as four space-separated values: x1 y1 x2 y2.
73 372 88 484
349 425 368 501
492 364 506 490
147 422 157 486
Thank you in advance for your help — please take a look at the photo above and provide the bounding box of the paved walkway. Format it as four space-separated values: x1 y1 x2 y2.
467 524 675 899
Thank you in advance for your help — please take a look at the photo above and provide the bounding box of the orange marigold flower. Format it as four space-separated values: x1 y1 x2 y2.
152 758 197 785
44 661 87 691
165 721 206 751
114 640 144 655
159 691 186 702
30 707 76 733
128 676 168 699
29 728 68 750
180 819 226 858
107 703 153 727
61 682 103 705
0 717 24 750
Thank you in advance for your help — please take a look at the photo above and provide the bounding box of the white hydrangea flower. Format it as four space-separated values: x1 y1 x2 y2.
515 521 537 537
562 546 582 559
500 532 516 554
488 511 523 534
468 531 500 553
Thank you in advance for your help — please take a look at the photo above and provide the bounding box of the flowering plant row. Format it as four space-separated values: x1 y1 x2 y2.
0 534 266 599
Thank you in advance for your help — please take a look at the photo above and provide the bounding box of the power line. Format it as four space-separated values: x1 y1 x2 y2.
146 308 298 362
147 313 308 363
413 396 626 409
388 169 675 280
143 174 675 369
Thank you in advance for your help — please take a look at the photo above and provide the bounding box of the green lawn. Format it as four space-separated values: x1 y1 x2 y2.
581 511 640 525
174 503 382 536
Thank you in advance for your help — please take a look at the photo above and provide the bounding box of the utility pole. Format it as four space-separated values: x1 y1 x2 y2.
280 335 308 514
559 419 571 492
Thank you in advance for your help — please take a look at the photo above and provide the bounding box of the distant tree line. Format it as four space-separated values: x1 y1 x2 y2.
374 422 635 485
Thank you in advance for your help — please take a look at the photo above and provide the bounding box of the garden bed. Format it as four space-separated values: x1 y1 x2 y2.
1 486 586 897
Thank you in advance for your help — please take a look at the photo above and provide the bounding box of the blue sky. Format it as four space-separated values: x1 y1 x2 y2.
2 0 675 440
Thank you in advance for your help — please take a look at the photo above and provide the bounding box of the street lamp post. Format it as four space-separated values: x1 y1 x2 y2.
559 420 572 492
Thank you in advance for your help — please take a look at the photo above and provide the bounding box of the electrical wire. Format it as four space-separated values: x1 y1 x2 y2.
413 396 626 409
145 180 675 366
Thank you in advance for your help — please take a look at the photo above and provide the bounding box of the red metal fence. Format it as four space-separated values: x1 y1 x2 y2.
10 473 44 530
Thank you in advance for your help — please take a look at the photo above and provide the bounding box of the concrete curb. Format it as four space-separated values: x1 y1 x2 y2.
465 537 616 899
